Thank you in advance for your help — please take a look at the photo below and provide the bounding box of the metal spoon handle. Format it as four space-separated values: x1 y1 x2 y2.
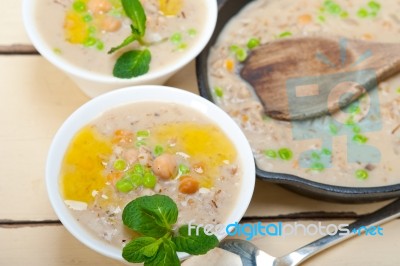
278 198 400 266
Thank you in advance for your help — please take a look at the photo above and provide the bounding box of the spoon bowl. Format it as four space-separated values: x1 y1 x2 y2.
241 36 400 120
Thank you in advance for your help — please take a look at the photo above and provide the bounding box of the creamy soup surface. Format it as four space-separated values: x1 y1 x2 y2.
208 0 400 187
35 0 205 76
61 102 241 247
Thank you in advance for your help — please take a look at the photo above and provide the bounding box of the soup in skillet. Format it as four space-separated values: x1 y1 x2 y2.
208 0 400 187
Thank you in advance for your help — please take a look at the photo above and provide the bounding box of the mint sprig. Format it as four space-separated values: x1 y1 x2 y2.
113 49 151 78
109 0 151 79
122 195 219 266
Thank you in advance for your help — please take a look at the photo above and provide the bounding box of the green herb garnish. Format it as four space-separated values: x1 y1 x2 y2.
109 0 152 79
264 149 277 159
311 162 325 172
154 145 164 156
122 195 219 266
247 37 260 49
353 134 368 144
355 169 369 180
214 86 224 98
278 148 293 161
278 31 292 38
329 123 339 135
113 49 151 78
114 159 127 171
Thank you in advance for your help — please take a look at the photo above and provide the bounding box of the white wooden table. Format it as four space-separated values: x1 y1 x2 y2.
1 1 399 265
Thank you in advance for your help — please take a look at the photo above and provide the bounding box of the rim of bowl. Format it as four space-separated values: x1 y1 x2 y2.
45 85 255 261
22 0 218 84
195 0 400 202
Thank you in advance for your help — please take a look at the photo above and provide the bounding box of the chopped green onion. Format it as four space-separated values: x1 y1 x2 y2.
129 173 143 187
116 179 133 193
340 11 349 18
83 14 93 22
235 48 247 62
73 1 86 12
311 162 325 172
132 163 144 175
278 148 293 160
345 116 355 126
88 26 96 35
278 31 292 38
214 86 224 98
170 32 182 44
368 1 381 11
143 172 157 188
179 164 190 175
329 123 338 135
327 3 342 14
353 134 368 144
113 159 127 171
177 42 188 50
396 87 400 94
247 38 260 49
135 140 146 147
188 28 197 37
318 15 326 22
355 169 369 180
229 45 239 53
154 145 164 156
53 48 62 55
352 125 361 134
136 130 150 138
83 37 97 47
264 149 277 159
357 8 369 18
322 148 332 156
311 151 321 160
96 41 104 51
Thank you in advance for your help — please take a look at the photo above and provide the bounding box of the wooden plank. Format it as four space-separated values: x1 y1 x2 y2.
0 226 122 266
1 0 31 46
0 56 88 221
0 44 37 54
1 220 399 266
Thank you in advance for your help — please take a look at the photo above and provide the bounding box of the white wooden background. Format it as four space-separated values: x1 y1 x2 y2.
1 1 399 265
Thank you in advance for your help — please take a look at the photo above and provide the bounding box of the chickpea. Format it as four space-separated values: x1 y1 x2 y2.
98 15 122 32
179 176 200 194
87 0 112 14
152 154 177 180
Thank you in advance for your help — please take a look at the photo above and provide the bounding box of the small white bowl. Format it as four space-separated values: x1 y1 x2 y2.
46 85 255 262
22 1 217 97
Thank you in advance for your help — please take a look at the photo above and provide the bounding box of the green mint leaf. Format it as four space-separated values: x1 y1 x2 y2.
113 49 151 79
122 237 161 263
122 194 178 238
122 0 146 36
108 34 138 54
172 225 219 255
145 239 180 266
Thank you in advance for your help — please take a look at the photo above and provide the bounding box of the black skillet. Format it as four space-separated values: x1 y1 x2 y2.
195 0 400 202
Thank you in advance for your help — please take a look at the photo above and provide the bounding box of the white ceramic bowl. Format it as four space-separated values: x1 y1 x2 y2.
22 0 217 97
46 85 255 262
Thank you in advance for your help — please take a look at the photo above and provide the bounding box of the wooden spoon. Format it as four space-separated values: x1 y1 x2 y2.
240 36 400 121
